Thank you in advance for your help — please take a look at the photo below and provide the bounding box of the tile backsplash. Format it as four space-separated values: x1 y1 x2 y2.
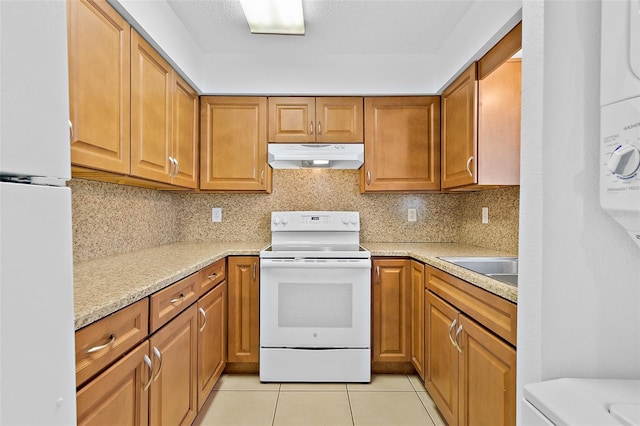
70 171 519 261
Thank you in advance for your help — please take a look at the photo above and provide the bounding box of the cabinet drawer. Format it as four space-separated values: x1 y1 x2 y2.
426 266 517 346
198 258 226 297
150 273 198 332
75 298 149 388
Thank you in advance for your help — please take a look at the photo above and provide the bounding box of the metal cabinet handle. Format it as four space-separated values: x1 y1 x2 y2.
367 171 371 185
466 156 474 177
198 307 207 332
169 156 176 178
143 354 153 391
86 334 116 354
260 169 264 185
174 158 179 176
310 121 314 135
376 265 380 283
448 319 457 348
69 120 74 141
317 121 322 135
169 293 185 304
207 272 218 280
152 346 163 381
454 325 463 353
252 262 256 281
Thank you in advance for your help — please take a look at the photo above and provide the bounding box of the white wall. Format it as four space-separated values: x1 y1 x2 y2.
518 0 640 421
111 0 521 95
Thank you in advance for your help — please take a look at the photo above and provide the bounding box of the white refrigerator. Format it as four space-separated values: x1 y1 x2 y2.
0 1 77 424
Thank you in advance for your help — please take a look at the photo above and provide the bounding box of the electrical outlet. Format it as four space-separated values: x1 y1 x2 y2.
408 208 417 222
482 207 489 224
211 208 222 223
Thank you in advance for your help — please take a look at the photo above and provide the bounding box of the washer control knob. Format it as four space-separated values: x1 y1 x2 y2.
273 216 281 225
342 215 350 225
350 216 358 225
281 216 289 225
608 144 640 178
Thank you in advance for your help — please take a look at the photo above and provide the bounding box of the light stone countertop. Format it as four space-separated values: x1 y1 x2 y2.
74 241 517 331
362 242 518 304
74 241 268 330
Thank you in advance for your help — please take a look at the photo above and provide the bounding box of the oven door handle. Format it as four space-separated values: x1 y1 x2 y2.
260 259 371 269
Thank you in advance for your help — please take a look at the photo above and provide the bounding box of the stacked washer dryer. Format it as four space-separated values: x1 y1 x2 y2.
522 1 640 424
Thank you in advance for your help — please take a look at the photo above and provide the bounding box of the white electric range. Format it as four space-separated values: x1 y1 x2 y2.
259 211 371 383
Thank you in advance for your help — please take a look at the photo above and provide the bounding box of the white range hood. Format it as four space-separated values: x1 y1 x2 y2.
268 144 364 169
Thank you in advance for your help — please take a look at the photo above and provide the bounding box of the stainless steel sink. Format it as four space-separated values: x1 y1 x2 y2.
438 257 518 286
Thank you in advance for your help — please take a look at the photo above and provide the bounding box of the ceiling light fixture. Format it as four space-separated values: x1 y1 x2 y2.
239 0 305 35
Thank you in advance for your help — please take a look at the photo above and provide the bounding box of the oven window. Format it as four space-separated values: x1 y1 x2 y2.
278 282 352 328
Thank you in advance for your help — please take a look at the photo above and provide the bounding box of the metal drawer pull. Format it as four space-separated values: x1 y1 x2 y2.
169 294 185 304
367 171 371 185
152 346 163 381
448 320 457 348
198 307 207 332
143 354 153 391
454 325 463 353
207 272 218 280
310 121 314 135
466 156 474 177
317 121 322 135
86 334 116 354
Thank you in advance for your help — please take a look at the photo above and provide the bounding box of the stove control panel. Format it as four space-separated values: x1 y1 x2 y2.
271 211 360 231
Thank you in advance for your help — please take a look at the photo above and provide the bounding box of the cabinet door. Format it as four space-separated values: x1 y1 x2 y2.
268 97 315 142
361 97 441 192
315 97 363 143
441 64 477 189
425 292 459 426
200 97 271 192
372 258 411 363
227 257 260 363
149 305 198 426
410 260 425 380
458 315 516 426
131 31 173 184
68 0 130 174
76 340 150 426
172 74 198 188
197 282 227 410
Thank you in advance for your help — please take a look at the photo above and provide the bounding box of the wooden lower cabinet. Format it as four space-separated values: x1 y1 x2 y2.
149 305 198 426
227 256 260 363
197 281 227 410
425 291 516 426
372 258 411 364
410 260 425 380
76 340 151 426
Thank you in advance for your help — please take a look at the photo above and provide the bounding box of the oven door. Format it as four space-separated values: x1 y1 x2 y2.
260 258 371 348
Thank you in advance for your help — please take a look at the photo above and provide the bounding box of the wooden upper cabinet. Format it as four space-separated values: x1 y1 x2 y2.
441 65 477 189
172 74 199 188
130 30 173 185
441 22 522 191
269 97 363 143
360 97 441 192
200 97 272 192
68 0 130 174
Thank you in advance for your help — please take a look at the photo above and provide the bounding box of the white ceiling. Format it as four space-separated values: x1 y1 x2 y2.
166 0 475 56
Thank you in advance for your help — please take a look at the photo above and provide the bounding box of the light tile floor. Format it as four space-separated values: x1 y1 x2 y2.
193 374 447 426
